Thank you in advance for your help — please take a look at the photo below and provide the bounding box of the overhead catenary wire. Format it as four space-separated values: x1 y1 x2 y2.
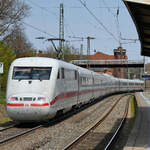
102 0 116 18
101 0 138 46
26 0 58 18
116 3 122 46
22 22 57 38
22 0 139 53
0 11 57 38
78 0 119 43
26 0 76 38
26 0 113 38
102 0 122 46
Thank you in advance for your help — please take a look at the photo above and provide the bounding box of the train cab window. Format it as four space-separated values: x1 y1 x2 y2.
12 67 52 80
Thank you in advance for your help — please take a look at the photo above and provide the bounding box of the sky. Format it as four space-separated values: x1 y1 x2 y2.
23 0 146 61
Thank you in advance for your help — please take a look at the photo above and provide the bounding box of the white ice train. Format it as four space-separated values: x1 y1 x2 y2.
6 57 144 122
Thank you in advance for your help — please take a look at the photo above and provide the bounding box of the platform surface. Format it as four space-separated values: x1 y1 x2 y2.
123 92 150 150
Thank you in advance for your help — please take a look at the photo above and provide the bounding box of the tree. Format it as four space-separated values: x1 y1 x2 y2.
3 24 34 57
62 43 79 55
46 46 56 54
18 49 36 58
0 42 16 91
0 0 30 39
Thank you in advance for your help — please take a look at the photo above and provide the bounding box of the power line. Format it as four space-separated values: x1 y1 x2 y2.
78 0 119 43
102 0 116 18
101 0 121 45
102 0 137 46
26 0 75 38
26 0 58 18
23 22 56 38
102 0 123 46
48 6 125 9
0 11 57 38
116 3 122 46
65 24 76 37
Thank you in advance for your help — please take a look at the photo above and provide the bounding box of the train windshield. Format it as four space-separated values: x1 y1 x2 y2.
12 67 52 80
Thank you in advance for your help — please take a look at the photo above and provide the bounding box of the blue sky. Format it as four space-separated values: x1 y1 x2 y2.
24 0 144 60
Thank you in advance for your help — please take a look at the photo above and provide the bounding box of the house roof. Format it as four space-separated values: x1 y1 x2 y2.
89 52 115 60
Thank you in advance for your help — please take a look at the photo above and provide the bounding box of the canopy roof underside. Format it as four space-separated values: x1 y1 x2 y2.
123 0 150 56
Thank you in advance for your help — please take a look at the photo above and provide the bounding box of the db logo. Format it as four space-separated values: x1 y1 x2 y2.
25 104 29 107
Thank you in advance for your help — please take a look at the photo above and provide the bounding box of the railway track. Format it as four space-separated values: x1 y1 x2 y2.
0 124 15 132
0 94 132 150
0 121 20 132
62 94 132 150
0 123 43 146
0 101 94 147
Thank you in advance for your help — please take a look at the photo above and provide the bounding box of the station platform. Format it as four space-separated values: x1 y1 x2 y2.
123 92 150 150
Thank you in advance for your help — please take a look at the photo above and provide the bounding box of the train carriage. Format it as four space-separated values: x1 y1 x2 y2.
6 57 144 122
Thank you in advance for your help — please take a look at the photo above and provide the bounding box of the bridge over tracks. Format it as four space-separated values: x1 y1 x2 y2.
71 59 144 68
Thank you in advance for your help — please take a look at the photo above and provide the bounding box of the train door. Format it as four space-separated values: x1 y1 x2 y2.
55 68 65 109
118 79 121 92
91 73 94 99
61 68 66 92
77 70 80 105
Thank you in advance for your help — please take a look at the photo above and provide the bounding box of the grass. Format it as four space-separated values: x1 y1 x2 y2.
128 96 136 129
0 118 12 124
0 91 12 124
131 96 135 118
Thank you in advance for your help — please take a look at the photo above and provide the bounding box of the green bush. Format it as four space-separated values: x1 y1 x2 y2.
0 91 6 104
0 42 16 91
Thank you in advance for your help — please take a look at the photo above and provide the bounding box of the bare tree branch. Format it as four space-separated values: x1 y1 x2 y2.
0 0 30 39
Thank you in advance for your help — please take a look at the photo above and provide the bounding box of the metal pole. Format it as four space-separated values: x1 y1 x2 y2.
144 56 146 89
86 36 95 68
59 3 64 60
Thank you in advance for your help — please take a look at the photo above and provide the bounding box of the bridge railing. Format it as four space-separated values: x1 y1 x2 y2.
71 59 144 65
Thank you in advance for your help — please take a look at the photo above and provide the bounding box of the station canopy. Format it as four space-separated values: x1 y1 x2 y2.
123 0 150 56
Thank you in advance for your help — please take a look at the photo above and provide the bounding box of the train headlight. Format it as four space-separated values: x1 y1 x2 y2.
38 97 46 101
10 97 18 101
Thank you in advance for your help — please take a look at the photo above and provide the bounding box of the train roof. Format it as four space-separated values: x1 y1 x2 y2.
11 57 58 66
10 57 144 84
11 57 97 74
11 57 77 69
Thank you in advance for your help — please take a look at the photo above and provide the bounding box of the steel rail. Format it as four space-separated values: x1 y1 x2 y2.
0 124 43 145
0 122 19 132
104 95 132 150
0 125 15 132
62 94 130 150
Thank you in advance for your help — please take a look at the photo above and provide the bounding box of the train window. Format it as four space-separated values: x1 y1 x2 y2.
75 71 78 80
81 76 93 86
61 68 65 79
81 77 86 86
66 69 75 80
81 77 86 85
57 70 60 79
93 76 101 85
12 67 52 80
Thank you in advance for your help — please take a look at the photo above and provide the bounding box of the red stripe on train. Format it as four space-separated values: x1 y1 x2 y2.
7 86 142 107
49 86 141 106
30 103 49 106
7 103 49 107
7 103 24 107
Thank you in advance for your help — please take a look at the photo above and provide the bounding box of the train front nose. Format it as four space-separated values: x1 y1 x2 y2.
6 94 50 122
